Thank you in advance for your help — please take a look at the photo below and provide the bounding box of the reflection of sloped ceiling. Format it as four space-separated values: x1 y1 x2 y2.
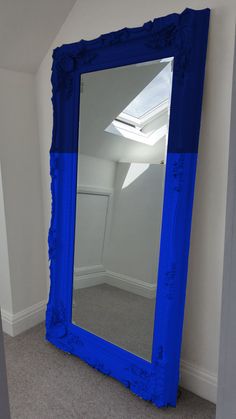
79 61 170 164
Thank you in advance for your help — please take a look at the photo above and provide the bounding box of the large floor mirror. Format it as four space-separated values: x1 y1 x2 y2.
46 8 210 407
72 59 173 361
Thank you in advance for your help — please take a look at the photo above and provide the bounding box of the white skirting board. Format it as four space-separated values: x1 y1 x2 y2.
74 272 106 289
1 277 218 403
180 359 218 404
1 300 46 337
74 268 156 298
74 265 106 290
105 270 156 299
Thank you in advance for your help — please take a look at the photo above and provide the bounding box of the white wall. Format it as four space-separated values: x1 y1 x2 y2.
105 163 164 284
216 28 236 419
0 69 47 335
0 163 12 314
36 0 236 403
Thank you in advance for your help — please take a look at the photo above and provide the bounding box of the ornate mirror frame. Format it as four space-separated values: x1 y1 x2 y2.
46 8 210 407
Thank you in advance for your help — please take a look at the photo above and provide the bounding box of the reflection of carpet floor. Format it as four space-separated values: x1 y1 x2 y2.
72 283 156 360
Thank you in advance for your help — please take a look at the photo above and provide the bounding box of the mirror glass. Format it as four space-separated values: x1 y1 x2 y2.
72 58 173 361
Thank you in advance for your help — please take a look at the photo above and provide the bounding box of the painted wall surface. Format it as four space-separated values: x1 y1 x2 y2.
0 69 47 315
104 163 164 284
0 163 12 313
216 30 236 419
36 0 236 402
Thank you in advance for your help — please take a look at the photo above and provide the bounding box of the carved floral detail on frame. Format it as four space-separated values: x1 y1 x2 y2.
51 11 193 98
52 46 97 98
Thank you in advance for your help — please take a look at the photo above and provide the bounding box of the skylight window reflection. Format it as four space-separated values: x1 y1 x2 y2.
107 120 168 146
105 59 173 146
123 63 172 119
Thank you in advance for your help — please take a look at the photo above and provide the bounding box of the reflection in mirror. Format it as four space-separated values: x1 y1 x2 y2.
72 58 173 361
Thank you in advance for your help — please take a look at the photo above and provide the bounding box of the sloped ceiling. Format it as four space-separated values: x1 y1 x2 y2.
0 0 76 73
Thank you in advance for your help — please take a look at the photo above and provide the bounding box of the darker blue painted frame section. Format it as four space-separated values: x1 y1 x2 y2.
46 8 210 407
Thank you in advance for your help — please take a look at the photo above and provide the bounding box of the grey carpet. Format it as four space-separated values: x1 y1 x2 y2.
72 283 156 360
4 324 215 419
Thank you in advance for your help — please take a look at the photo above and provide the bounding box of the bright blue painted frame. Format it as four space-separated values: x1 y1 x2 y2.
46 8 210 408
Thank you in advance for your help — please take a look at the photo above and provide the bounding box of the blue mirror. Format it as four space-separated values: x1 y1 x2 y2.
46 8 210 407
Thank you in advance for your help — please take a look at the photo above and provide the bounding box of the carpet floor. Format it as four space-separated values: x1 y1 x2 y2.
4 324 216 419
72 283 156 360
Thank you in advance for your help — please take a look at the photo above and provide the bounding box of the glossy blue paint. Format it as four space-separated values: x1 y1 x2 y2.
46 8 210 407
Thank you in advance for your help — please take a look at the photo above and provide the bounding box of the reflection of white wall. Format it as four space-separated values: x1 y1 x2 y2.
74 154 115 281
104 163 164 284
78 154 116 190
74 193 109 270
74 159 164 297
